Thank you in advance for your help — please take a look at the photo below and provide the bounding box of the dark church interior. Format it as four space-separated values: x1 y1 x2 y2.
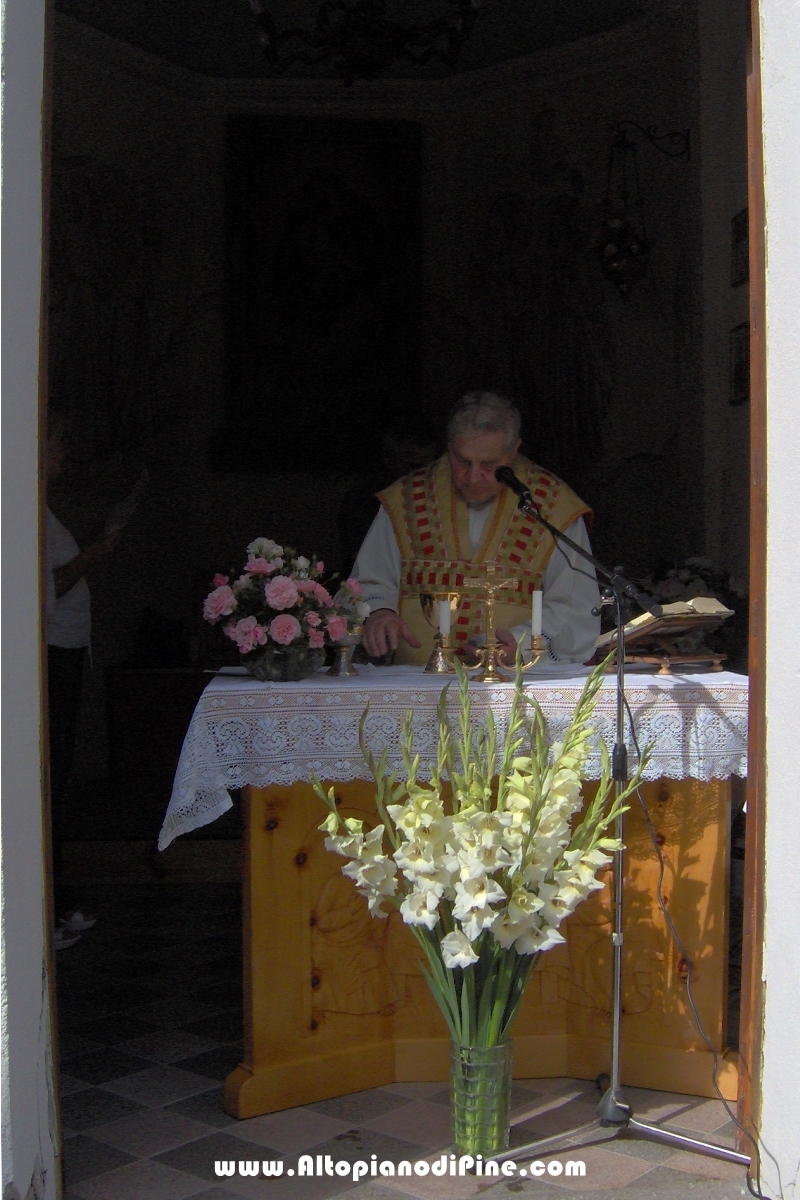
48 1 750 1194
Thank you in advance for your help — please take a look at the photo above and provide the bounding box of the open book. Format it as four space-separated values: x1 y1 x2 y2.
595 596 734 651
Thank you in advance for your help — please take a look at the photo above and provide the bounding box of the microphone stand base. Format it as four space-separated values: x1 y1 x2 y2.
596 1086 632 1125
491 1094 753 1166
492 1109 751 1170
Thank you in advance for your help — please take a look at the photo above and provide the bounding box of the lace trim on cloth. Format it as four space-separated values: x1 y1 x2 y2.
158 667 749 849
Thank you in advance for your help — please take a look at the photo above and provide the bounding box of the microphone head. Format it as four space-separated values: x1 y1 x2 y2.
494 465 519 487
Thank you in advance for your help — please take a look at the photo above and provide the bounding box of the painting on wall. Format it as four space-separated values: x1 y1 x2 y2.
212 116 422 472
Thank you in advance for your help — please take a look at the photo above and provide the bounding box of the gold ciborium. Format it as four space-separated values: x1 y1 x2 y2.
461 567 548 682
419 591 460 674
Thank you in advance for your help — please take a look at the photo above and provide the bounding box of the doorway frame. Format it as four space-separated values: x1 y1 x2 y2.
736 0 766 1151
25 0 769 1187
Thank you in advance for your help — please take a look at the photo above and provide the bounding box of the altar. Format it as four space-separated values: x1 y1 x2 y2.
159 664 748 1119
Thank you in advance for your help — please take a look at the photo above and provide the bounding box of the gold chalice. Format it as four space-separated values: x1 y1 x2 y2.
419 591 461 674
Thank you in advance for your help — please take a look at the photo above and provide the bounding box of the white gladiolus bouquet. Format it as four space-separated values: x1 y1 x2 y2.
315 654 648 1049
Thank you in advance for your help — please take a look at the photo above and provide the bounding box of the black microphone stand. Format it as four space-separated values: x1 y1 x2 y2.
493 484 749 1171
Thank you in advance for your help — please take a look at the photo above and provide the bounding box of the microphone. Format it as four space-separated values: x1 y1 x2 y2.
495 465 662 617
494 465 533 504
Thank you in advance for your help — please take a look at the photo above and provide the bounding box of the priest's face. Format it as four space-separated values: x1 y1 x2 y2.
448 430 521 507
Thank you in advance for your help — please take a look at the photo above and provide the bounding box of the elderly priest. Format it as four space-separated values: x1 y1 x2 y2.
353 391 601 665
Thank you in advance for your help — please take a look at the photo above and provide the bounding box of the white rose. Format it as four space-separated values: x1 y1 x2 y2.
247 537 282 560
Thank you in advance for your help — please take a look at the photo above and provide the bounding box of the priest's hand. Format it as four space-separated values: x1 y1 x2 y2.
456 628 517 667
495 628 518 665
363 609 422 659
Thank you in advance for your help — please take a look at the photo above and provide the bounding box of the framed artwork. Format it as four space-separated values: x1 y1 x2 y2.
730 322 750 406
731 208 749 287
213 116 422 471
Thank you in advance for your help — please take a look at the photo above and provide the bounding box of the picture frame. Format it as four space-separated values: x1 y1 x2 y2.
213 116 422 472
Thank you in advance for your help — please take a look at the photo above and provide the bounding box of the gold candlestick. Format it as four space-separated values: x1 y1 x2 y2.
460 569 549 680
520 633 548 672
419 590 460 674
460 567 516 682
424 630 456 674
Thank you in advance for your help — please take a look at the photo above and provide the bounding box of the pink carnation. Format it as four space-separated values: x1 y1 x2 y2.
230 615 268 654
326 615 348 641
313 583 334 608
203 584 236 623
212 573 229 588
315 561 325 574
305 611 321 627
344 577 363 596
296 580 317 594
269 613 301 646
265 575 300 610
308 628 325 649
245 557 276 576
222 621 238 640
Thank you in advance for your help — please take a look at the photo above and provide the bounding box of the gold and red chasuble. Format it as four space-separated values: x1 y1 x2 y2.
377 453 593 665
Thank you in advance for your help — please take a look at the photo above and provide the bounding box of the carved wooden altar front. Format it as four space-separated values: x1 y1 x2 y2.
224 775 735 1118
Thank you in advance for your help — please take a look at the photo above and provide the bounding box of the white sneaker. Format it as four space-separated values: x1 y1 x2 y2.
59 910 97 932
54 927 81 951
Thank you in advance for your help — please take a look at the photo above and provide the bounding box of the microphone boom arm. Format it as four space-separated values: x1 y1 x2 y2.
493 469 661 619
516 493 662 619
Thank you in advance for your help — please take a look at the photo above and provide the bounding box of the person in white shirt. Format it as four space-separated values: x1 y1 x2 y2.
46 420 118 942
353 392 600 665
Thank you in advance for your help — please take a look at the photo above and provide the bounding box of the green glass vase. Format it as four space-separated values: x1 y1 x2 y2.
244 646 325 682
450 1041 512 1156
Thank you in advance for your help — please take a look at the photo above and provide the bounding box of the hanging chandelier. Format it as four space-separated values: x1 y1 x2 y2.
245 0 482 86
595 121 691 298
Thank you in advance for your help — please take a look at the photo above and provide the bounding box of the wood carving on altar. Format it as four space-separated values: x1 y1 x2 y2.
228 776 734 1118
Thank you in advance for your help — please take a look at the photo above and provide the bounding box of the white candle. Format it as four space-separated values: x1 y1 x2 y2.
438 599 451 635
531 590 543 637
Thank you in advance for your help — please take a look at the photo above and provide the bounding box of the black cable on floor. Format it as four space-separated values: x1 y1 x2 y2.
622 692 773 1200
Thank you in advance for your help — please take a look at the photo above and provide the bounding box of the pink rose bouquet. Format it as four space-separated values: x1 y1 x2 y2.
202 537 369 680
332 578 372 628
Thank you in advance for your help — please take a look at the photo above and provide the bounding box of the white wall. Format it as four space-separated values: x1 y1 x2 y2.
759 0 800 1194
0 0 59 1196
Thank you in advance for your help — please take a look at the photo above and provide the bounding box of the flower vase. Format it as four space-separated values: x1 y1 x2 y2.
450 1041 512 1156
244 646 325 683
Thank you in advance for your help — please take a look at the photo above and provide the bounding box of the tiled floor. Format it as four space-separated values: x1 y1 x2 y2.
55 883 751 1199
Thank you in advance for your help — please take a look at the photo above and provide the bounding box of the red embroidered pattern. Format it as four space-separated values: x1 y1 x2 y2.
401 467 447 560
396 462 576 642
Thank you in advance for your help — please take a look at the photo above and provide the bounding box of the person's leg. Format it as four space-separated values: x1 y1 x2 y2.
47 644 86 916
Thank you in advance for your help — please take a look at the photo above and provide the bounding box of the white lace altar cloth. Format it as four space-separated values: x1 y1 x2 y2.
158 664 749 849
